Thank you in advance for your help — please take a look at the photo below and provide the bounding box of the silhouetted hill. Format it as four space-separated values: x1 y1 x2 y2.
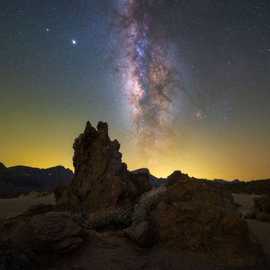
0 162 7 172
0 163 73 197
199 178 270 195
147 171 270 195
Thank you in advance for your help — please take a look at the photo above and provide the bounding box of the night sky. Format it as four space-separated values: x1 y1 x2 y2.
1 0 270 180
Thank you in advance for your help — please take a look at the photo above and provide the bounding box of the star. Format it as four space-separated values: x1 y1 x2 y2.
194 111 206 121
45 28 50 32
72 39 77 46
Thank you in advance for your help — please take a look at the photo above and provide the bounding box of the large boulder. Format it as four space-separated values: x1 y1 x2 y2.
56 121 151 213
0 211 87 256
127 180 265 268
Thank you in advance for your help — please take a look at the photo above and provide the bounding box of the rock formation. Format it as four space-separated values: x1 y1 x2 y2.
155 181 262 267
0 121 269 270
56 121 151 213
0 211 87 255
125 180 265 267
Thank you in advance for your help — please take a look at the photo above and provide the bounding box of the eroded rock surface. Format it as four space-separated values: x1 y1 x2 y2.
125 181 265 268
155 181 263 267
0 211 87 256
56 121 151 213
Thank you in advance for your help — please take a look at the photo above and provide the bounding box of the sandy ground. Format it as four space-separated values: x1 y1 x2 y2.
0 192 55 219
233 193 270 264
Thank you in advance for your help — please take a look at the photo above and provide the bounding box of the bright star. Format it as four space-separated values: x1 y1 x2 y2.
72 39 77 46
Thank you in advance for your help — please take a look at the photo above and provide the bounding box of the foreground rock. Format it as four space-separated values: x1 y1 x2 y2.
0 211 87 263
126 181 265 268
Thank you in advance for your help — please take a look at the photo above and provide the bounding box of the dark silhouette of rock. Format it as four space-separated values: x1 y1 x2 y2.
210 178 270 195
166 170 189 185
0 164 73 198
56 121 151 213
129 169 153 196
131 168 161 188
0 162 7 172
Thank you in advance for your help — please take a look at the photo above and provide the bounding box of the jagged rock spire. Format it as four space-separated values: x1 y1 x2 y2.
57 121 151 212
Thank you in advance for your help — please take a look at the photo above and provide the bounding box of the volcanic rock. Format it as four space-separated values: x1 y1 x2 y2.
126 181 265 268
254 195 270 222
0 211 87 256
166 170 189 185
56 121 151 213
125 186 165 247
131 168 161 188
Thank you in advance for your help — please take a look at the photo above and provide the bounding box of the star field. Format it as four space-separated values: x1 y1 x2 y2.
0 0 270 180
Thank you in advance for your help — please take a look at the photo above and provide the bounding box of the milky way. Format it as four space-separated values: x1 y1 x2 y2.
118 0 182 150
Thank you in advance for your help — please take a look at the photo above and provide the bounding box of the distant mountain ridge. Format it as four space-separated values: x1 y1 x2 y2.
0 160 269 198
131 169 270 195
0 163 73 197
210 178 270 195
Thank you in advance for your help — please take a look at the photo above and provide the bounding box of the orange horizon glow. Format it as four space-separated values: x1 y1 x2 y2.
2 122 270 181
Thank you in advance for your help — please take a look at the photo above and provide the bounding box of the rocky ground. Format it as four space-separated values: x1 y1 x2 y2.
0 121 269 270
0 192 55 219
233 193 270 266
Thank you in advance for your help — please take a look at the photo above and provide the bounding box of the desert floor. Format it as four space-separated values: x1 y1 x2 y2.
0 192 55 219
